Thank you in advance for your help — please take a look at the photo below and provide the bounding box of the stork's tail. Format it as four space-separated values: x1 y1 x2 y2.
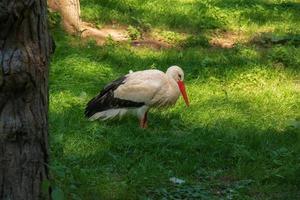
84 92 126 120
85 77 144 121
86 108 128 121
84 91 132 121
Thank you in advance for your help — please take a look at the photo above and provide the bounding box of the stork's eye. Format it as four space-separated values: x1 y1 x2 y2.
178 74 182 80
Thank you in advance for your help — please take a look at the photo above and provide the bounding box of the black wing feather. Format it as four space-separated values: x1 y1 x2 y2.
84 76 145 118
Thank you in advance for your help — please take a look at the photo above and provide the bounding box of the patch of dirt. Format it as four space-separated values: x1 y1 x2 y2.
250 32 300 47
210 30 247 48
80 23 173 49
131 39 170 49
131 37 172 50
47 1 173 50
80 22 129 45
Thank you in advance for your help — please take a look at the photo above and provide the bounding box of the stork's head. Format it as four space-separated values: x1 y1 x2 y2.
166 66 189 106
166 65 184 81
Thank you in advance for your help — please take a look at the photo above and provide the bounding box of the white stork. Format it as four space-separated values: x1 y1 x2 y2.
84 65 189 128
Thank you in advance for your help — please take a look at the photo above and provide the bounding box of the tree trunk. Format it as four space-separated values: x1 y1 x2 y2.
0 0 54 199
48 0 128 44
48 0 81 34
60 0 81 34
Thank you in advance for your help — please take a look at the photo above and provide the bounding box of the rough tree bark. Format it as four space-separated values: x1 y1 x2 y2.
0 0 54 199
48 0 128 44
48 0 81 34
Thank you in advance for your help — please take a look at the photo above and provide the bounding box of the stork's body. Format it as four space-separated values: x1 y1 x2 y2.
85 66 189 128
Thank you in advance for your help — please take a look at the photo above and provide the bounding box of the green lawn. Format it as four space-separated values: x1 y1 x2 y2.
49 0 300 199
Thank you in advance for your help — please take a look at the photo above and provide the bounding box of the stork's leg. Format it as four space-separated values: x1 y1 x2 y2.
137 106 149 128
142 111 148 128
139 111 148 128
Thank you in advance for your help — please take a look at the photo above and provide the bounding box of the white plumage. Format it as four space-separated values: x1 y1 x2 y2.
85 66 189 128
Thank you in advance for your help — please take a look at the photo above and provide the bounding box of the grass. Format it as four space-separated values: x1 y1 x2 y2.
80 0 300 34
49 0 300 199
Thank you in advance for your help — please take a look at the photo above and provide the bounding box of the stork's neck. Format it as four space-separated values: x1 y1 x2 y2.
165 75 180 105
166 70 177 81
165 70 180 92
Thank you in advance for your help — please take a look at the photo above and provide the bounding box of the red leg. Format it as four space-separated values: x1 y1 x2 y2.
139 111 148 128
143 111 148 128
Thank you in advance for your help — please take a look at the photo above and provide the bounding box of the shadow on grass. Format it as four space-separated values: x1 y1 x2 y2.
49 44 300 196
49 95 300 199
250 32 300 47
81 0 224 33
214 0 300 26
49 27 300 199
49 29 300 101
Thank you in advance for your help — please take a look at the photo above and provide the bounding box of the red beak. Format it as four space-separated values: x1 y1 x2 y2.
177 80 189 106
